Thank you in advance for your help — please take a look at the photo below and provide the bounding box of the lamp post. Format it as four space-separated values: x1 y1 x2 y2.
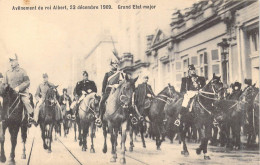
217 38 230 84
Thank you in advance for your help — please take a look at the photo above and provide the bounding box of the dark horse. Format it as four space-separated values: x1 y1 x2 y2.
78 92 100 152
38 86 59 153
148 84 176 150
177 75 223 159
0 83 29 164
102 76 138 164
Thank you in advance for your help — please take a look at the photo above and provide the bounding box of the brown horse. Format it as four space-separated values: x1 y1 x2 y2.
102 76 138 164
148 84 177 150
78 92 100 152
0 84 29 165
38 86 59 153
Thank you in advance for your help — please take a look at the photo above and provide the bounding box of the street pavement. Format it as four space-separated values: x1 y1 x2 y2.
0 125 259 165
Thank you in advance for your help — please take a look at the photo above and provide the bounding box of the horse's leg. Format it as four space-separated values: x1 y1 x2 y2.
0 124 7 163
102 123 107 153
120 121 127 164
74 121 77 142
21 119 28 159
180 123 189 156
48 124 54 153
82 123 87 151
129 125 134 152
41 124 47 149
140 123 146 148
9 125 19 164
90 122 95 153
78 121 82 146
110 126 117 162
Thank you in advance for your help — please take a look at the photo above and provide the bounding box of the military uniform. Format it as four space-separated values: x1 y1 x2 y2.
180 74 206 108
4 65 33 114
98 70 126 120
74 79 97 97
34 81 59 122
227 82 242 100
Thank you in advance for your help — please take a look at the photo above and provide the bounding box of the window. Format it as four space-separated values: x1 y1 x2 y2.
183 58 189 69
176 61 181 70
211 49 219 61
212 64 220 74
191 56 198 66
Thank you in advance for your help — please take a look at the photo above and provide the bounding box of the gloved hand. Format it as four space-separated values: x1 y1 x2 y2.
14 87 19 93
87 89 92 93
82 90 87 95
147 94 152 98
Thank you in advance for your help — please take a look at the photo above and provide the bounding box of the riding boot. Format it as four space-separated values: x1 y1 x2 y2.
174 107 187 126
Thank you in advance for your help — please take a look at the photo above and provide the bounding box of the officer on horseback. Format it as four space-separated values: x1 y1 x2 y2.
71 71 97 117
59 88 72 116
34 73 61 125
175 64 206 125
4 54 35 124
135 75 155 118
96 57 126 126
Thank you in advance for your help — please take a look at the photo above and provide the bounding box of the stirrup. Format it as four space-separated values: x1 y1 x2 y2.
95 118 102 128
174 119 180 126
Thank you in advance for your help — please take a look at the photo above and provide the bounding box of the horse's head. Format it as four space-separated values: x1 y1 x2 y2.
45 85 59 107
118 76 138 109
159 83 176 98
204 74 224 98
240 84 259 103
93 93 101 111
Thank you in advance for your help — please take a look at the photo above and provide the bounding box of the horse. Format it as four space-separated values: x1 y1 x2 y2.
148 84 176 150
0 83 29 164
178 75 223 160
240 85 259 146
78 92 100 152
215 84 259 149
61 97 72 137
102 76 138 164
38 86 59 153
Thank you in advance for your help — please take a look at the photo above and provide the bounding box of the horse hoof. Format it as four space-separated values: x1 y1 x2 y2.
196 148 201 155
129 147 133 152
157 147 161 150
181 151 189 156
143 145 146 148
82 147 86 152
90 148 95 153
79 141 82 146
74 139 77 142
48 150 52 153
0 155 6 163
21 154 26 159
103 147 107 153
43 144 48 150
120 158 126 164
110 157 116 163
204 156 211 160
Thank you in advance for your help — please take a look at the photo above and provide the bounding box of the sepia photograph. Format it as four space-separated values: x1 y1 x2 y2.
0 0 259 164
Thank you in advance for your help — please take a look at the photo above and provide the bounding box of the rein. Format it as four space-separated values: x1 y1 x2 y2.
79 99 98 118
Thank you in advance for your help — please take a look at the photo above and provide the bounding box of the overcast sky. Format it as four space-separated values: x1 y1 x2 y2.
0 0 195 94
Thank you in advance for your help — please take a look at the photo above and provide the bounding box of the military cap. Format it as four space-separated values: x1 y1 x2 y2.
43 73 48 78
83 71 88 76
188 64 195 70
9 53 18 61
63 88 67 92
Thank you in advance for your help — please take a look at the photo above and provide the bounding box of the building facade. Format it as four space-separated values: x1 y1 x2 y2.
142 0 259 92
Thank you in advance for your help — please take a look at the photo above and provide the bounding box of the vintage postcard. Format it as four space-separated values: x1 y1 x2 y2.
0 0 259 164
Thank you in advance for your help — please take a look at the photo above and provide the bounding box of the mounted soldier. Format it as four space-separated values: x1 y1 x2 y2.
96 56 126 127
34 73 62 125
175 64 206 125
59 88 72 116
4 54 34 124
71 71 97 117
135 75 155 118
